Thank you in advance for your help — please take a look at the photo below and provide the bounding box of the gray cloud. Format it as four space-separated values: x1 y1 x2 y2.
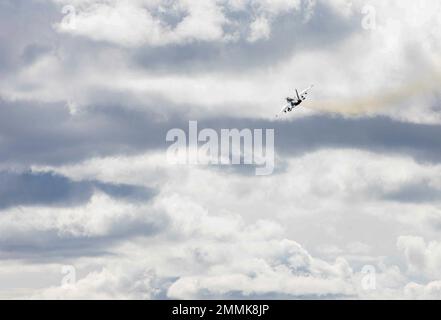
3 95 441 169
2 0 441 300
0 98 167 166
0 0 360 77
0 177 164 261
193 115 441 165
0 0 59 72
133 1 360 73
0 170 156 209
383 181 441 204
0 225 166 261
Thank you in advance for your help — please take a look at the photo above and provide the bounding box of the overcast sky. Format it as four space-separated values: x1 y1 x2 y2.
1 0 441 299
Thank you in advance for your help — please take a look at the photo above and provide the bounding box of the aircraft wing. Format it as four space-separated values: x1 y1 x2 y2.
275 104 290 117
299 85 314 97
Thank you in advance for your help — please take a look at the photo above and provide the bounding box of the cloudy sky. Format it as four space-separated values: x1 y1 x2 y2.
1 0 441 299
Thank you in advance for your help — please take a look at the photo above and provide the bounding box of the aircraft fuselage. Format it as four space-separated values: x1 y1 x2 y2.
286 98 302 107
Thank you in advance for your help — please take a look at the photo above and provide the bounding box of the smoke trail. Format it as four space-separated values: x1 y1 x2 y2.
307 58 441 115
306 67 441 115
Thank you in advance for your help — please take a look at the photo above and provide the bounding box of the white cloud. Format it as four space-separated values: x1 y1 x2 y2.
5 148 441 298
34 148 441 248
35 267 161 299
247 16 271 42
404 281 441 300
27 194 358 299
56 1 171 47
2 0 441 299
398 236 441 280
53 0 302 47
1 0 439 122
0 192 161 243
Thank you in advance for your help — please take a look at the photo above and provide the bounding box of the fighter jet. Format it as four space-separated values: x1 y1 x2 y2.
276 85 313 117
